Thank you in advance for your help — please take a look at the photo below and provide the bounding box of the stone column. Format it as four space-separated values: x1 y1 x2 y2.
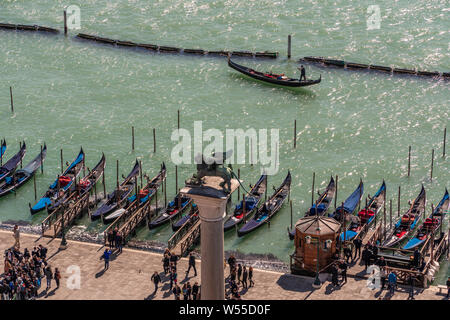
187 194 227 300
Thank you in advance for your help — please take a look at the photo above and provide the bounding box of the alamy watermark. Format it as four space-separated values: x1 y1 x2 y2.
367 5 381 30
171 121 280 175
66 5 81 30
66 265 81 290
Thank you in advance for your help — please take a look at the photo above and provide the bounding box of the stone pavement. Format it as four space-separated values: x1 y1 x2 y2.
0 230 446 300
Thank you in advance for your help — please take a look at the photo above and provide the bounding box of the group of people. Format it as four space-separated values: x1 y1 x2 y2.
106 227 123 253
1 244 60 300
150 249 200 300
226 255 254 300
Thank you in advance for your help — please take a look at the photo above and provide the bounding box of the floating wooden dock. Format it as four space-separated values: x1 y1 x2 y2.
76 33 278 59
300 56 449 79
167 214 201 256
0 23 59 34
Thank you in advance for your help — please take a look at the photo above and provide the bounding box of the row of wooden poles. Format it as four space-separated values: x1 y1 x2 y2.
293 119 447 175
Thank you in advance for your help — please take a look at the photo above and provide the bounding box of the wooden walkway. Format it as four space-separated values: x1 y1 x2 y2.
167 215 201 256
41 191 90 238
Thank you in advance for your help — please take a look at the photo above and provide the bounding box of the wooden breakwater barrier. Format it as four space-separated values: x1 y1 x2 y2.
0 22 59 34
300 56 449 79
76 33 278 59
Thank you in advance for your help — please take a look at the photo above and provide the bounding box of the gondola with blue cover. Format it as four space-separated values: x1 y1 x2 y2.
237 171 291 237
0 141 26 183
340 181 386 242
382 185 426 248
402 189 449 250
0 145 47 197
30 147 85 214
171 203 199 232
328 180 364 222
149 193 192 229
224 174 267 231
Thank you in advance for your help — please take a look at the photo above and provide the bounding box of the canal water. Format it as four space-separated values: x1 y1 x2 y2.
0 1 448 284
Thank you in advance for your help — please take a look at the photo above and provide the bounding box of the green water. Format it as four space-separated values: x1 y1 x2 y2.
0 1 448 284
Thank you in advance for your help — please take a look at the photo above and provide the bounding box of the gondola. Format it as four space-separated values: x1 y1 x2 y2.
91 159 140 220
340 181 386 242
0 145 47 197
328 180 364 222
104 163 166 224
288 176 335 240
0 142 26 183
30 148 85 214
148 193 192 229
224 174 267 232
237 171 291 237
171 203 199 232
382 185 426 248
402 189 449 250
47 154 106 214
228 58 321 87
0 139 6 161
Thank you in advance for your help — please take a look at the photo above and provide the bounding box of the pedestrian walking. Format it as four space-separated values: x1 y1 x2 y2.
380 266 386 290
13 225 20 250
186 253 197 276
353 238 362 259
107 230 114 249
249 266 254 287
237 264 242 283
344 246 352 264
112 227 118 248
192 282 199 300
408 275 415 300
169 268 177 290
331 263 339 286
182 283 188 300
170 251 178 267
242 266 248 289
172 284 181 300
151 271 161 294
163 249 171 275
101 249 112 270
54 268 61 289
45 266 52 291
362 245 370 270
340 260 348 284
388 271 397 295
227 255 236 275
115 231 123 253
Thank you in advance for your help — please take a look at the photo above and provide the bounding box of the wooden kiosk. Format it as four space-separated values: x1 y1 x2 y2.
290 215 341 276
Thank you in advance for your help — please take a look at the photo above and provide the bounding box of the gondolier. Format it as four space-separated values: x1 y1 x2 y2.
298 65 306 81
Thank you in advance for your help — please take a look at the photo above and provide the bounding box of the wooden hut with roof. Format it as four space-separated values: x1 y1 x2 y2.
290 215 341 276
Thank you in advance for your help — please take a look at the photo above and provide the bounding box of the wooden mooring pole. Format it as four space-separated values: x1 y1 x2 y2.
60 149 63 174
334 175 338 209
443 127 446 158
290 200 293 230
131 126 135 151
10 87 14 113
397 186 401 217
408 146 411 177
175 165 178 193
430 149 434 182
287 35 291 59
40 145 43 174
153 128 156 153
164 178 167 207
311 172 315 206
177 110 180 129
293 120 297 149
389 199 392 228
19 142 22 168
64 10 67 36
33 174 37 200
139 160 143 189
237 168 240 201
102 169 106 199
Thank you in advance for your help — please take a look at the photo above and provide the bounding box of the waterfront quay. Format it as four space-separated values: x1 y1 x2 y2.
0 230 445 300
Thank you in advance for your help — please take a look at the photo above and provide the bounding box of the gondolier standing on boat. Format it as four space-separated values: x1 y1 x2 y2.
298 65 306 81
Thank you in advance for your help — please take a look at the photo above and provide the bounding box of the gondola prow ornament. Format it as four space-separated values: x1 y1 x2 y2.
185 150 233 194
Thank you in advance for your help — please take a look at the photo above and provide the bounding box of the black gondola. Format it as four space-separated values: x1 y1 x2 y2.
224 174 267 231
237 171 291 237
228 58 321 87
47 154 106 214
0 142 26 183
148 193 192 229
0 145 46 197
91 160 140 220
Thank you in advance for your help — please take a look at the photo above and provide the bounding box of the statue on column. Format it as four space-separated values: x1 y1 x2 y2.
185 150 233 194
